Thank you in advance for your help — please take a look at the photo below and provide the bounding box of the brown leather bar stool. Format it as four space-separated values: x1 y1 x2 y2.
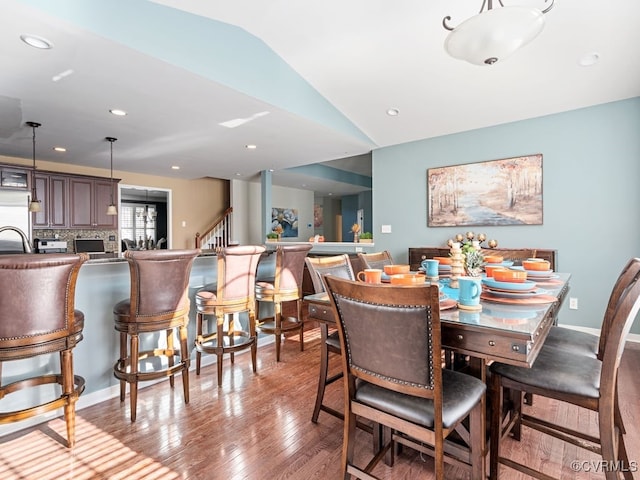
194 245 265 387
256 243 312 361
113 249 200 422
0 253 88 447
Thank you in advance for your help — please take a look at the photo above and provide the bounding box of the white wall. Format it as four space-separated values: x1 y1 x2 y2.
231 179 315 245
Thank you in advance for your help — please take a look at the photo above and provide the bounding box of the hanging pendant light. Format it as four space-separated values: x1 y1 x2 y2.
442 0 554 65
105 137 118 215
26 121 42 213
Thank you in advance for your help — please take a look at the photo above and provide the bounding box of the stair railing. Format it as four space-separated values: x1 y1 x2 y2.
195 207 233 249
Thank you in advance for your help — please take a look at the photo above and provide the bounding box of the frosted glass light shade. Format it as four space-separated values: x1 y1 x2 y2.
29 199 41 213
106 204 118 215
444 6 545 65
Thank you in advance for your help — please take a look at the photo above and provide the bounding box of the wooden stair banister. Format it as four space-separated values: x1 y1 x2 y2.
195 207 233 249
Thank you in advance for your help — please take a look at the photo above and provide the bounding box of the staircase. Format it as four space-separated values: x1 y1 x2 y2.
194 207 233 249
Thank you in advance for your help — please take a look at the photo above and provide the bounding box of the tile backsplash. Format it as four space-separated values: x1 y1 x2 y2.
33 229 119 253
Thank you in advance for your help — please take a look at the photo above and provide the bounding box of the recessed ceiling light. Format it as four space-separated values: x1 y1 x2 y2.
171 165 180 170
386 108 400 116
109 109 127 116
235 173 242 176
245 144 257 149
578 52 600 67
53 147 66 152
20 34 53 49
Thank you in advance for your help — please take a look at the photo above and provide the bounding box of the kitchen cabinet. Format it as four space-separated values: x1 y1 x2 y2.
0 166 29 189
32 173 68 228
69 177 118 229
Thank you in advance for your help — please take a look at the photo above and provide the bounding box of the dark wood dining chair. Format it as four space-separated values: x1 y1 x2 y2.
195 245 266 387
323 276 486 480
114 249 200 422
304 254 355 423
544 257 640 359
529 257 640 431
489 257 640 480
0 253 88 447
357 250 394 270
256 243 313 361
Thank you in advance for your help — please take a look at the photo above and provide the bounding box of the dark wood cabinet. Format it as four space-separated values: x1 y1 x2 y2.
0 165 29 189
69 177 118 229
33 173 68 228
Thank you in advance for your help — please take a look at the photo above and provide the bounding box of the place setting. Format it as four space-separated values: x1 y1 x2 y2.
480 267 558 304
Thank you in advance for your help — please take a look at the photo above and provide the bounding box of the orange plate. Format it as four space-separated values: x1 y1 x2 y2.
523 259 551 271
384 264 410 275
493 269 527 283
433 256 452 265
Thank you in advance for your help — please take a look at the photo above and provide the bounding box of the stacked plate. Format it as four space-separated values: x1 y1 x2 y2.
510 265 558 281
481 277 548 300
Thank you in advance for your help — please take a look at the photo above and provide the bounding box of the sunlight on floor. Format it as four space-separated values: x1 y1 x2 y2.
0 417 182 480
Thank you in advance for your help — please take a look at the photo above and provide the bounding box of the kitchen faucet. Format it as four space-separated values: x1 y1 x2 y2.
0 226 33 253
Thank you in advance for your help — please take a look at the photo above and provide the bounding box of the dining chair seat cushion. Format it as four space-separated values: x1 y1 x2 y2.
195 286 219 305
542 326 599 358
113 299 191 320
490 346 601 399
326 330 341 350
354 369 485 429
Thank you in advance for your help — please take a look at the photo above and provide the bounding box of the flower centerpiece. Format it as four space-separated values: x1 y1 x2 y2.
446 232 499 277
351 223 361 242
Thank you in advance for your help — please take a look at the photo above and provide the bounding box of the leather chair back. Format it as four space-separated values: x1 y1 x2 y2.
0 253 87 357
305 254 355 293
122 249 200 321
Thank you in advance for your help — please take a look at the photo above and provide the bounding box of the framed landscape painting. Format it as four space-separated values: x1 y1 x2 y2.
427 154 543 227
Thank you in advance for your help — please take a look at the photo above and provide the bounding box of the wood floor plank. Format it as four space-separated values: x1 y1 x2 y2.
0 330 638 479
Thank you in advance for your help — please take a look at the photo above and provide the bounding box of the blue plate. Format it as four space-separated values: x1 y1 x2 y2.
484 261 514 268
482 278 537 292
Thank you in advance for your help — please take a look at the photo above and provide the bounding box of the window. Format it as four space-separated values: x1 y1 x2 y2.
121 203 157 248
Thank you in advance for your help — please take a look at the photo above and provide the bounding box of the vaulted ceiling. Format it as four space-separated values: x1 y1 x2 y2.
1 0 638 196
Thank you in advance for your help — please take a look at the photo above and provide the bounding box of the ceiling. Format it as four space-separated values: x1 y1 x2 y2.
1 0 639 197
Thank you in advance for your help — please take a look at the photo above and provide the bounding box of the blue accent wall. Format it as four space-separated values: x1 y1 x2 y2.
372 97 640 331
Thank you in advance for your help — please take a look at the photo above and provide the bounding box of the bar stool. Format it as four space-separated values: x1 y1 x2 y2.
256 243 312 361
194 245 265 387
113 249 200 422
0 253 88 447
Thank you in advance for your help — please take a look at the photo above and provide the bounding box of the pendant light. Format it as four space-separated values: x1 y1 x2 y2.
105 137 118 215
26 121 42 213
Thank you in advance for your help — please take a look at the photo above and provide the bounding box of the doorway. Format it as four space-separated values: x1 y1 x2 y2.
118 184 171 251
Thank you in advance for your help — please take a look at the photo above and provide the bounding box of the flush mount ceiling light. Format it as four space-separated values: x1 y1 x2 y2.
105 137 118 216
20 34 53 49
109 109 127 116
443 0 554 66
26 121 42 213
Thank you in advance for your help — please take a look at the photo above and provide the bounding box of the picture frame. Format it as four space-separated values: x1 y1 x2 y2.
427 154 543 227
271 207 299 238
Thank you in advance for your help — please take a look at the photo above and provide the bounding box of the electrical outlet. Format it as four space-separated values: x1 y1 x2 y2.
569 297 578 310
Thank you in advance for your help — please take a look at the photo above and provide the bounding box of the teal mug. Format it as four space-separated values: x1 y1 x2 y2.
421 259 439 277
458 276 482 306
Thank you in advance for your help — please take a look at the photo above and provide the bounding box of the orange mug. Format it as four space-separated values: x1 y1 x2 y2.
357 268 383 284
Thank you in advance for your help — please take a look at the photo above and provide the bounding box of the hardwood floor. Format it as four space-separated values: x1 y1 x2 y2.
0 327 638 480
